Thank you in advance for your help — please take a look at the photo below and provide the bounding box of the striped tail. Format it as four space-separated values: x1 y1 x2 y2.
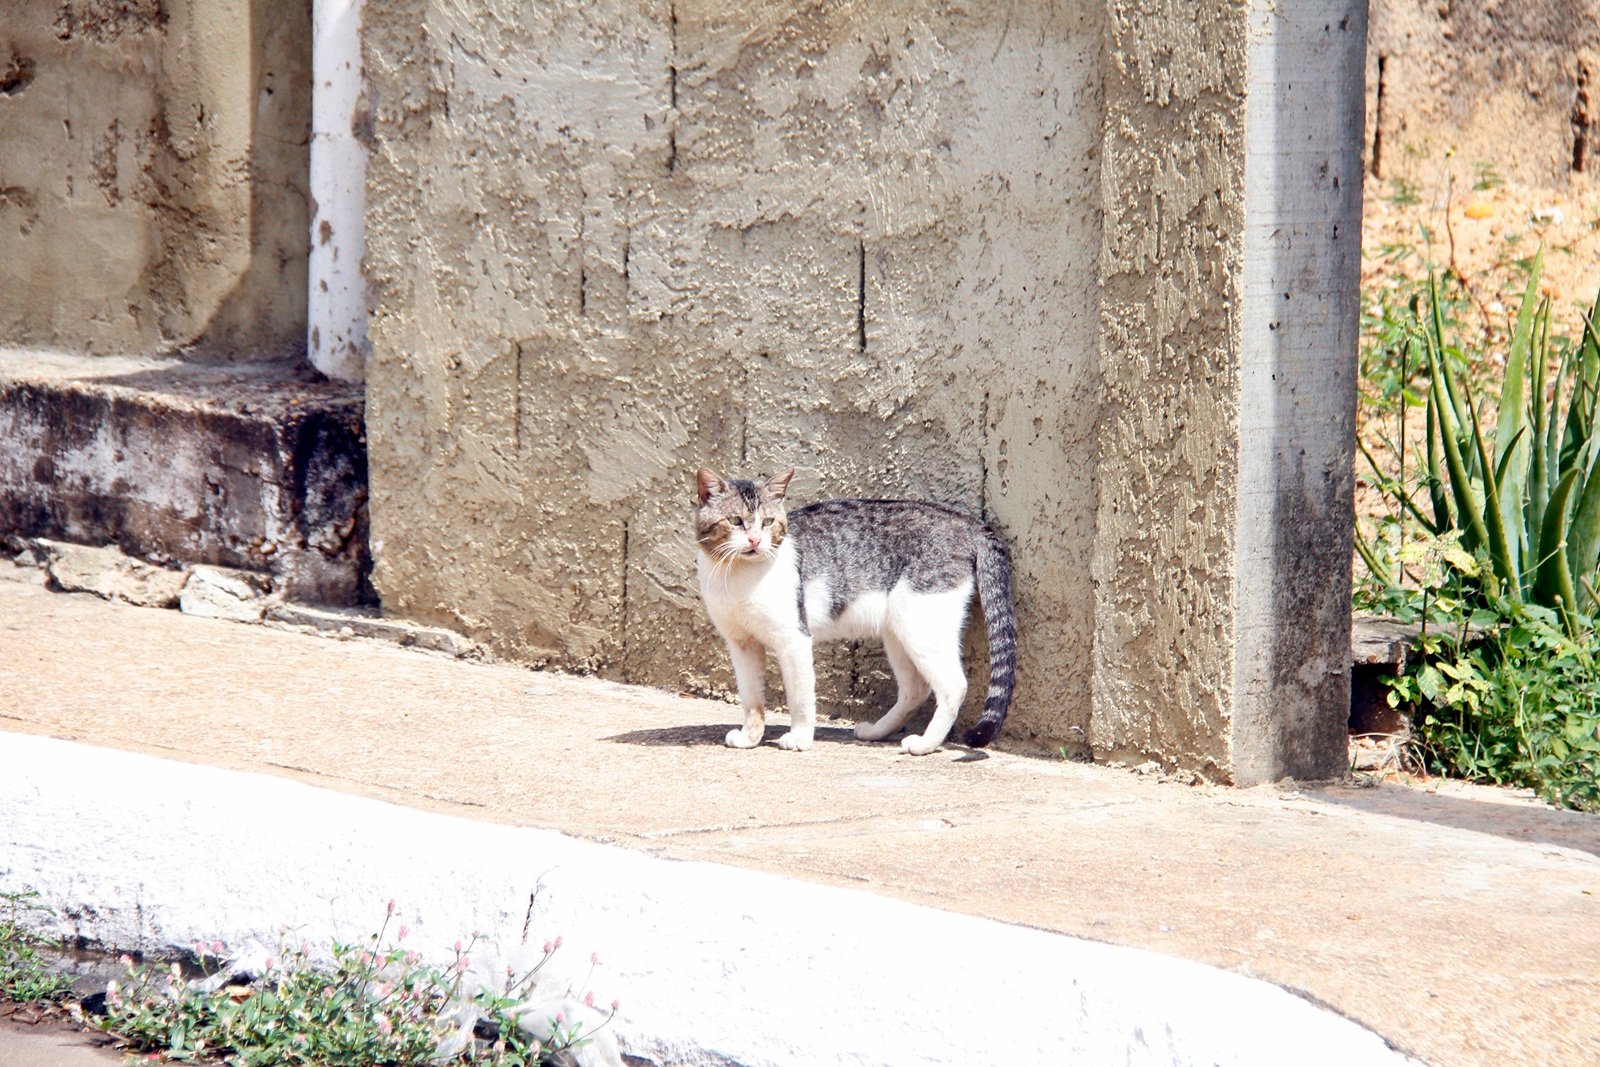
963 529 1017 748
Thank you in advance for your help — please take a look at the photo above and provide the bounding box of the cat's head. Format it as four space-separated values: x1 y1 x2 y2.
694 467 795 563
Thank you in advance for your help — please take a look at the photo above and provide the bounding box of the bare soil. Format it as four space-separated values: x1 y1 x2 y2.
1363 168 1600 327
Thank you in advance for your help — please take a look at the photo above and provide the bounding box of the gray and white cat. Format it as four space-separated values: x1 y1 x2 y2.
693 468 1017 755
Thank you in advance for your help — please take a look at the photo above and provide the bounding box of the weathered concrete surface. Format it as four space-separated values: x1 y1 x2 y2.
0 350 371 604
1366 0 1600 186
33 538 187 607
1088 2 1363 783
0 0 311 359
0 1015 121 1067
3 580 1599 1066
264 600 484 655
6 735 1414 1067
1230 2 1365 783
362 1 1105 751
1089 0 1249 778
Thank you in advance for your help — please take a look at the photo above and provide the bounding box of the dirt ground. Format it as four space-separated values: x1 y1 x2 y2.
0 1002 120 1067
1363 165 1600 330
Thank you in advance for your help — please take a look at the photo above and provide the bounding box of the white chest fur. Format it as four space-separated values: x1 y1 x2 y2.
696 537 805 648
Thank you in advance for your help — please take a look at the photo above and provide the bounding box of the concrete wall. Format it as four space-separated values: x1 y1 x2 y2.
358 0 1361 781
1232 2 1364 782
0 0 311 359
1366 0 1600 185
363 0 1107 749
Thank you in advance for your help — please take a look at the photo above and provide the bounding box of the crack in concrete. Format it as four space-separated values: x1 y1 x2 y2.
633 797 1141 840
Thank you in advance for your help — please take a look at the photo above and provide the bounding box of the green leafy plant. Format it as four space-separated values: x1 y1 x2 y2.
1357 248 1600 810
98 907 617 1066
1359 250 1600 627
0 890 77 1004
1413 597 1600 812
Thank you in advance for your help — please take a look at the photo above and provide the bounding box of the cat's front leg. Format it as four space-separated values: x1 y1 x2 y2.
773 639 817 751
724 636 767 749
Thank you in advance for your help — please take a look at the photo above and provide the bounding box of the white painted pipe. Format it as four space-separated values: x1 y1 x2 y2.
308 0 368 383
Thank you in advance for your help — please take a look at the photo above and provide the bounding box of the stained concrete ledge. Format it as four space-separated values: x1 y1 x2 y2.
2 733 1410 1067
0 349 370 605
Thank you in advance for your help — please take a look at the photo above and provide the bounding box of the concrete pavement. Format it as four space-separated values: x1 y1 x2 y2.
2 570 1598 1064
0 1015 120 1067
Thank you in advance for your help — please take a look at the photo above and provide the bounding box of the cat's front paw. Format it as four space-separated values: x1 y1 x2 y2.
775 730 813 752
900 733 942 756
725 728 761 749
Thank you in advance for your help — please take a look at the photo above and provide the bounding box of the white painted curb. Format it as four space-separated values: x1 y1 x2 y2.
0 733 1415 1066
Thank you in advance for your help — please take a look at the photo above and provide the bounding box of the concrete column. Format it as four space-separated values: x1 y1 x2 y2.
1231 1 1365 783
1092 0 1364 785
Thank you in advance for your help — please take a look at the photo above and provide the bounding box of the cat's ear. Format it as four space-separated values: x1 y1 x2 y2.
696 468 726 505
764 468 796 500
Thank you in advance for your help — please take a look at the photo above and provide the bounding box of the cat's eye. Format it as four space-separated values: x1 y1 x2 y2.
761 517 774 527
729 516 745 527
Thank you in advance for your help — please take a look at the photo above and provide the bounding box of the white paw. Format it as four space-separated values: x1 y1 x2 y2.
900 733 941 756
854 721 890 741
724 728 761 749
775 730 813 751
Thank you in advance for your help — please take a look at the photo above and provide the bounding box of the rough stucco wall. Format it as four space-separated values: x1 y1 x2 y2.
1365 0 1600 186
0 0 311 359
1088 1 1247 779
364 0 1104 750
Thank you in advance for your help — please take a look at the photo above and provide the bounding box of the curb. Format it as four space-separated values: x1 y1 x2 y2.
1 733 1417 1066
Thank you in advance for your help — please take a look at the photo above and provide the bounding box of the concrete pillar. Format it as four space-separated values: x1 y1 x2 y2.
1231 1 1366 783
1092 0 1364 785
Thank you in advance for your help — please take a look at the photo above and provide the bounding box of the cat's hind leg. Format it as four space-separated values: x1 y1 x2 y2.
854 632 930 742
894 606 969 756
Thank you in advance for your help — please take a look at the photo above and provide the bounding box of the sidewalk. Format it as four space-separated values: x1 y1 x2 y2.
0 1009 123 1067
3 572 1598 1065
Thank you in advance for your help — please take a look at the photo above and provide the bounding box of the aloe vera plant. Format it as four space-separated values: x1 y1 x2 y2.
1359 249 1600 628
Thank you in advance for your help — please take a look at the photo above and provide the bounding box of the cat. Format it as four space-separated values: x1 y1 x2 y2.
693 467 1017 754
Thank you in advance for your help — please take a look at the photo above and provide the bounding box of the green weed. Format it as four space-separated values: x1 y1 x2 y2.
1357 245 1600 810
97 911 615 1066
0 891 76 1004
1386 176 1423 207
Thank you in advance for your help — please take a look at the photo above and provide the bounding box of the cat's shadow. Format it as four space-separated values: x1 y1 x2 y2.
604 724 867 748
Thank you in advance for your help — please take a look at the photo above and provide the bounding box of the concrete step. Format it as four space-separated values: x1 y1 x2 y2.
0 350 370 605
